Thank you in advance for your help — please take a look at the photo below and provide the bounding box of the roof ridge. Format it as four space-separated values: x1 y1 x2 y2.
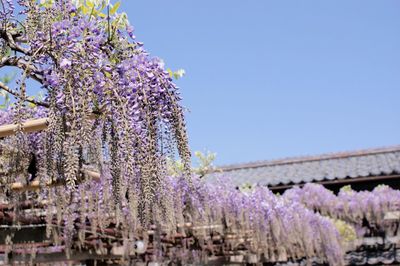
219 145 400 172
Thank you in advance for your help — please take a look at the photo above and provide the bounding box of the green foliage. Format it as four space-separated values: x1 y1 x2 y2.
167 68 186 80
340 185 353 193
46 0 128 45
0 73 15 109
331 219 357 242
374 184 390 190
0 91 10 109
109 1 120 15
73 0 108 10
0 72 45 109
70 0 128 39
193 151 216 176
167 150 217 177
0 73 15 85
0 46 11 60
76 1 108 18
167 158 185 177
239 182 253 193
39 0 55 8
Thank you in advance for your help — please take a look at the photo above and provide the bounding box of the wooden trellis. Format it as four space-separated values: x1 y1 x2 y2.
0 118 49 138
1 119 399 265
0 118 272 265
0 117 101 192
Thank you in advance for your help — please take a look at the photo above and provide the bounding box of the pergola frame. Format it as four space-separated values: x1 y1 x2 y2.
0 118 268 265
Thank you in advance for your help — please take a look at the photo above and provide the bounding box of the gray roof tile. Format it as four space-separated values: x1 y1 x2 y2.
204 145 400 187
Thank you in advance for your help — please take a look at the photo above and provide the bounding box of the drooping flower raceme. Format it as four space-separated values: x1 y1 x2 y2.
283 183 400 237
1 0 191 228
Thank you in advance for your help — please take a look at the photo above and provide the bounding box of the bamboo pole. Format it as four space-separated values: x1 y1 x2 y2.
0 200 49 211
0 117 101 191
0 118 48 138
9 170 101 192
0 114 98 138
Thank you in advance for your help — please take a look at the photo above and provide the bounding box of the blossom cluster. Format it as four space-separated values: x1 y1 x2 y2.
1 163 345 264
283 183 400 237
0 0 191 230
183 178 345 265
0 105 344 264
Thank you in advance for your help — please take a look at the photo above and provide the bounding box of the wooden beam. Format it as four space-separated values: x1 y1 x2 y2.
0 118 48 138
0 200 47 211
9 170 101 192
0 117 102 191
0 114 98 138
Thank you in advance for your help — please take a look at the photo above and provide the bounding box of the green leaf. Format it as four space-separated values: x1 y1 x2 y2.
88 5 97 19
100 1 107 11
39 0 55 8
4 48 11 57
172 69 185 80
86 0 94 8
36 91 45 101
110 1 121 15
0 72 16 85
0 91 10 109
81 5 89 15
167 68 173 78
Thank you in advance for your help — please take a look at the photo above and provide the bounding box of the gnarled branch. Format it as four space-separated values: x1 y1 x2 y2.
1 26 30 55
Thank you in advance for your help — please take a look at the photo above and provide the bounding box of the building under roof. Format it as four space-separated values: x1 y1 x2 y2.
204 145 400 193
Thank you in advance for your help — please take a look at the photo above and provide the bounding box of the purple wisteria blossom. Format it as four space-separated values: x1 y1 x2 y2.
283 183 400 238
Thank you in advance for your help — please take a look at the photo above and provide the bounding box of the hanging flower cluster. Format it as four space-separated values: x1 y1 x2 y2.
0 153 345 265
0 109 345 264
283 183 400 237
0 0 191 229
184 178 345 265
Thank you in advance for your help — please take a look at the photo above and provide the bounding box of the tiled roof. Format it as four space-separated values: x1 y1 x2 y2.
204 146 400 187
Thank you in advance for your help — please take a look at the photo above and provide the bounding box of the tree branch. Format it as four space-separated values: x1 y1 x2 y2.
0 21 27 42
2 28 30 55
0 56 43 83
0 80 49 108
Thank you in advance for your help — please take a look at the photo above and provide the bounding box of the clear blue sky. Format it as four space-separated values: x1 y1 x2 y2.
121 1 400 165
